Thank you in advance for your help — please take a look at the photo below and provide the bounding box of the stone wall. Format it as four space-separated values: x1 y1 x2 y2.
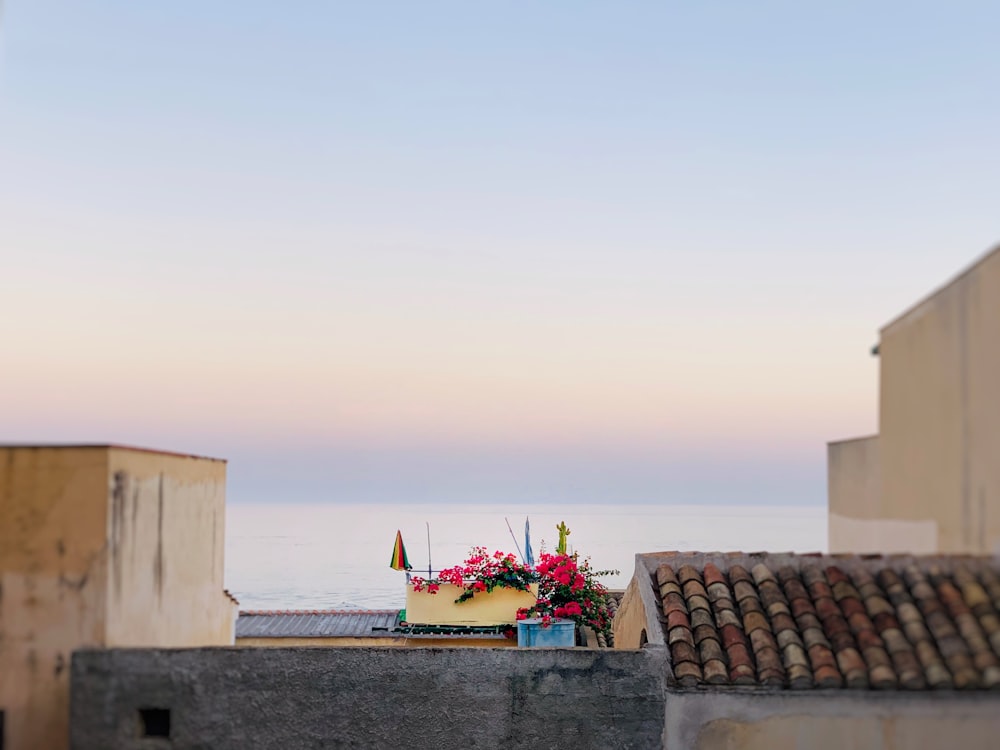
69 646 1000 749
70 647 667 750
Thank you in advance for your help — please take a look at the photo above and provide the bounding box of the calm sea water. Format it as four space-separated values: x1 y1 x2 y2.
224 503 827 610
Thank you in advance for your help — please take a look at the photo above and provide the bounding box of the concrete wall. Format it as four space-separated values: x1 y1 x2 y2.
666 690 1000 750
878 247 1000 554
70 647 1000 750
70 647 667 750
0 445 234 750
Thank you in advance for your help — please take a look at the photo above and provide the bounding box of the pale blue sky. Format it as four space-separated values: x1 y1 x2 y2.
1 2 998 504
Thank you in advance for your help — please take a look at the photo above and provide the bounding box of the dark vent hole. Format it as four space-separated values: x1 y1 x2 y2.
139 708 170 738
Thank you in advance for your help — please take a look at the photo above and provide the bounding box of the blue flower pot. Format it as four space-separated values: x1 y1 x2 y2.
517 618 576 647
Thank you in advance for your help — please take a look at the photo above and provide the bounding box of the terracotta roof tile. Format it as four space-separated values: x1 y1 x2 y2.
775 628 801 650
807 643 838 670
743 611 770 634
796 612 823 633
749 627 778 654
720 622 745 649
839 598 867 619
727 642 754 670
766 601 792 619
733 580 758 603
784 579 809 602
814 664 844 688
715 608 741 628
690 608 715 630
666 609 690 630
662 592 687 614
815 597 841 621
668 626 694 647
671 641 698 664
693 623 717 644
658 580 682 599
677 565 702 585
729 663 757 685
673 660 702 686
683 580 708 600
801 627 831 651
770 612 797 635
699 638 725 663
728 565 753 585
706 582 730 602
703 563 726 588
648 553 1000 691
687 594 712 613
703 658 728 684
829 630 856 653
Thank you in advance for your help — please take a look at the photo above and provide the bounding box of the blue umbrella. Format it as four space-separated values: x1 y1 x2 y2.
524 517 535 567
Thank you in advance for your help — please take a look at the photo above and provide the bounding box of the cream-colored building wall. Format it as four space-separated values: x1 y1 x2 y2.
827 436 938 553
693 714 997 750
612 577 651 649
879 248 1000 554
0 445 234 750
0 447 111 750
103 448 234 646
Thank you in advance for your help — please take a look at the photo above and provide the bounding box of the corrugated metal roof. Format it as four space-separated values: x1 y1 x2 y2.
236 609 400 638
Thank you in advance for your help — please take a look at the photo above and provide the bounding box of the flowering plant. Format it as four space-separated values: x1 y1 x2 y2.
516 552 616 638
410 547 536 604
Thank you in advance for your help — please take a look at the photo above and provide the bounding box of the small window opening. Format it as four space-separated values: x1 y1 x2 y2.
639 629 648 647
138 708 170 738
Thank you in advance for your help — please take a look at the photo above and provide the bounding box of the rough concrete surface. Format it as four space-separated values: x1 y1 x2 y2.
71 647 666 750
666 689 1000 750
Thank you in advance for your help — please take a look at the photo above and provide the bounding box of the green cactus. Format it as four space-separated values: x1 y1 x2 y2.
556 521 570 555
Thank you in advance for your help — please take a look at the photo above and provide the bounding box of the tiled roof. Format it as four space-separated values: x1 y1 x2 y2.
648 552 1000 690
236 609 400 638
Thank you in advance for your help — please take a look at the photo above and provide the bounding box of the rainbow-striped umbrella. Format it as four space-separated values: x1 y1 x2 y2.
390 530 412 571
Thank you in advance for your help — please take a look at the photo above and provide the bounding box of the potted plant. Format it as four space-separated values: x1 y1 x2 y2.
405 547 539 626
516 551 616 647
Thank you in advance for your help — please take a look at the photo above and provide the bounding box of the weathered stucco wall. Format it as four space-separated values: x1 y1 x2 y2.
71 647 666 749
613 557 666 651
1 447 110 750
878 247 1000 554
666 690 1000 750
0 445 233 750
104 448 233 646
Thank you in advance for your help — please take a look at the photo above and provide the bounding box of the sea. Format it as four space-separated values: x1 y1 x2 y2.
224 503 827 611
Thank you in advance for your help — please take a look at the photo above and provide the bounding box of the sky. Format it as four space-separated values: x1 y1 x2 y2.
1 1 998 505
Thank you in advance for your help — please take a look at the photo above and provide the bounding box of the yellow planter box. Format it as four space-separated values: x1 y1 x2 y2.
404 583 539 626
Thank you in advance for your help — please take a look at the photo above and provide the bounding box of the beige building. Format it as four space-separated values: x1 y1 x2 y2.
829 244 1000 554
0 444 237 750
